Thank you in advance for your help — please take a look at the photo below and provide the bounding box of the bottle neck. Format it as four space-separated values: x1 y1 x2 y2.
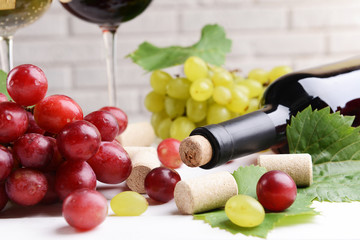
191 105 289 169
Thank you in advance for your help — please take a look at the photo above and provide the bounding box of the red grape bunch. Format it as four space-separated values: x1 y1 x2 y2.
0 64 130 230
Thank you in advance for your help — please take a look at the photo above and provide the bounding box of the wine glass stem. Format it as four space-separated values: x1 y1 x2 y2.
0 36 13 73
102 29 117 106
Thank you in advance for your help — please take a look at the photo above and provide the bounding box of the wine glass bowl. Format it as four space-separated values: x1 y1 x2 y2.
0 0 52 37
59 0 152 29
58 0 152 106
0 0 52 73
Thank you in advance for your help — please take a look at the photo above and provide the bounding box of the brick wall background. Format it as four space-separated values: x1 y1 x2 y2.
11 0 360 121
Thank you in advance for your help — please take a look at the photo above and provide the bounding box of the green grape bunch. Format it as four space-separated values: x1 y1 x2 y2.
144 56 292 141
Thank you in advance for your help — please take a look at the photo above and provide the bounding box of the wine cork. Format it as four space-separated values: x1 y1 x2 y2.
257 153 313 187
124 146 157 159
126 149 161 194
179 135 212 167
174 171 238 214
117 122 156 147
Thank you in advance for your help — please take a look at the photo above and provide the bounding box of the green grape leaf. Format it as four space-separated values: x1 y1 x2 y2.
287 106 360 201
128 24 232 71
232 165 267 199
0 70 10 100
194 166 318 238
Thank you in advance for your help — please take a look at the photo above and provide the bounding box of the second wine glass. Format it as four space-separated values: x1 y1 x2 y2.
59 0 153 106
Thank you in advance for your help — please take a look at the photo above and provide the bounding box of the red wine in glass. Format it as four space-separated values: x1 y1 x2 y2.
59 0 152 106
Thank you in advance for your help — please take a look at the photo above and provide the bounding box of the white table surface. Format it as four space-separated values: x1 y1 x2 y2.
0 152 359 240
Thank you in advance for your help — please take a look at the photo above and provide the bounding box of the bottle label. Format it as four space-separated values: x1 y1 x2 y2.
0 0 16 10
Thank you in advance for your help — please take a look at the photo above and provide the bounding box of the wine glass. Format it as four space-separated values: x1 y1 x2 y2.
59 0 153 106
0 0 52 73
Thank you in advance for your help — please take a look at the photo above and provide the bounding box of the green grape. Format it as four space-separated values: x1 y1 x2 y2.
110 191 148 216
237 79 263 98
213 86 232 105
144 91 165 113
151 111 167 136
186 98 207 123
248 68 269 84
233 74 245 84
226 86 250 114
208 65 223 78
164 97 185 119
268 65 292 83
169 117 196 141
244 98 260 114
211 70 233 88
233 84 250 97
207 103 232 124
166 77 191 100
184 56 208 81
196 118 207 128
150 70 172 95
190 78 214 101
157 117 172 139
225 194 265 228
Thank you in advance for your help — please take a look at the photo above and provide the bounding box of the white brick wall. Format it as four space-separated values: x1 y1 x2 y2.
6 0 360 120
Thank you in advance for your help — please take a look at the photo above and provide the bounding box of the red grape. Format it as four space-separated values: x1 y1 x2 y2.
62 189 108 230
144 167 181 203
5 168 48 206
25 111 46 135
56 120 101 162
256 170 297 212
42 137 65 172
84 110 119 141
0 182 8 212
0 101 29 143
13 133 53 169
34 94 83 134
87 141 132 184
99 106 128 135
157 138 182 169
0 93 8 103
41 172 59 204
55 160 97 200
0 145 14 181
7 64 48 106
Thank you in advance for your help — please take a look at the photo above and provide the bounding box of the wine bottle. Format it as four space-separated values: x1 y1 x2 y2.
179 56 360 169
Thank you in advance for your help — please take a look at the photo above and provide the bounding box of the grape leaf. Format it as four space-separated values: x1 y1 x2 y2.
287 106 360 201
0 70 10 100
193 166 317 238
300 161 360 201
194 193 316 238
232 165 267 199
127 24 231 71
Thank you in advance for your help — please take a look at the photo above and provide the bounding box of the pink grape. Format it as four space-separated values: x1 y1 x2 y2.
157 138 182 169
99 106 128 135
56 120 101 162
62 189 108 230
13 133 53 169
84 110 119 141
34 94 83 134
0 182 8 212
55 160 97 200
256 170 297 212
5 168 48 206
144 167 181 203
0 101 29 143
6 64 48 106
87 141 132 184
0 145 14 181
